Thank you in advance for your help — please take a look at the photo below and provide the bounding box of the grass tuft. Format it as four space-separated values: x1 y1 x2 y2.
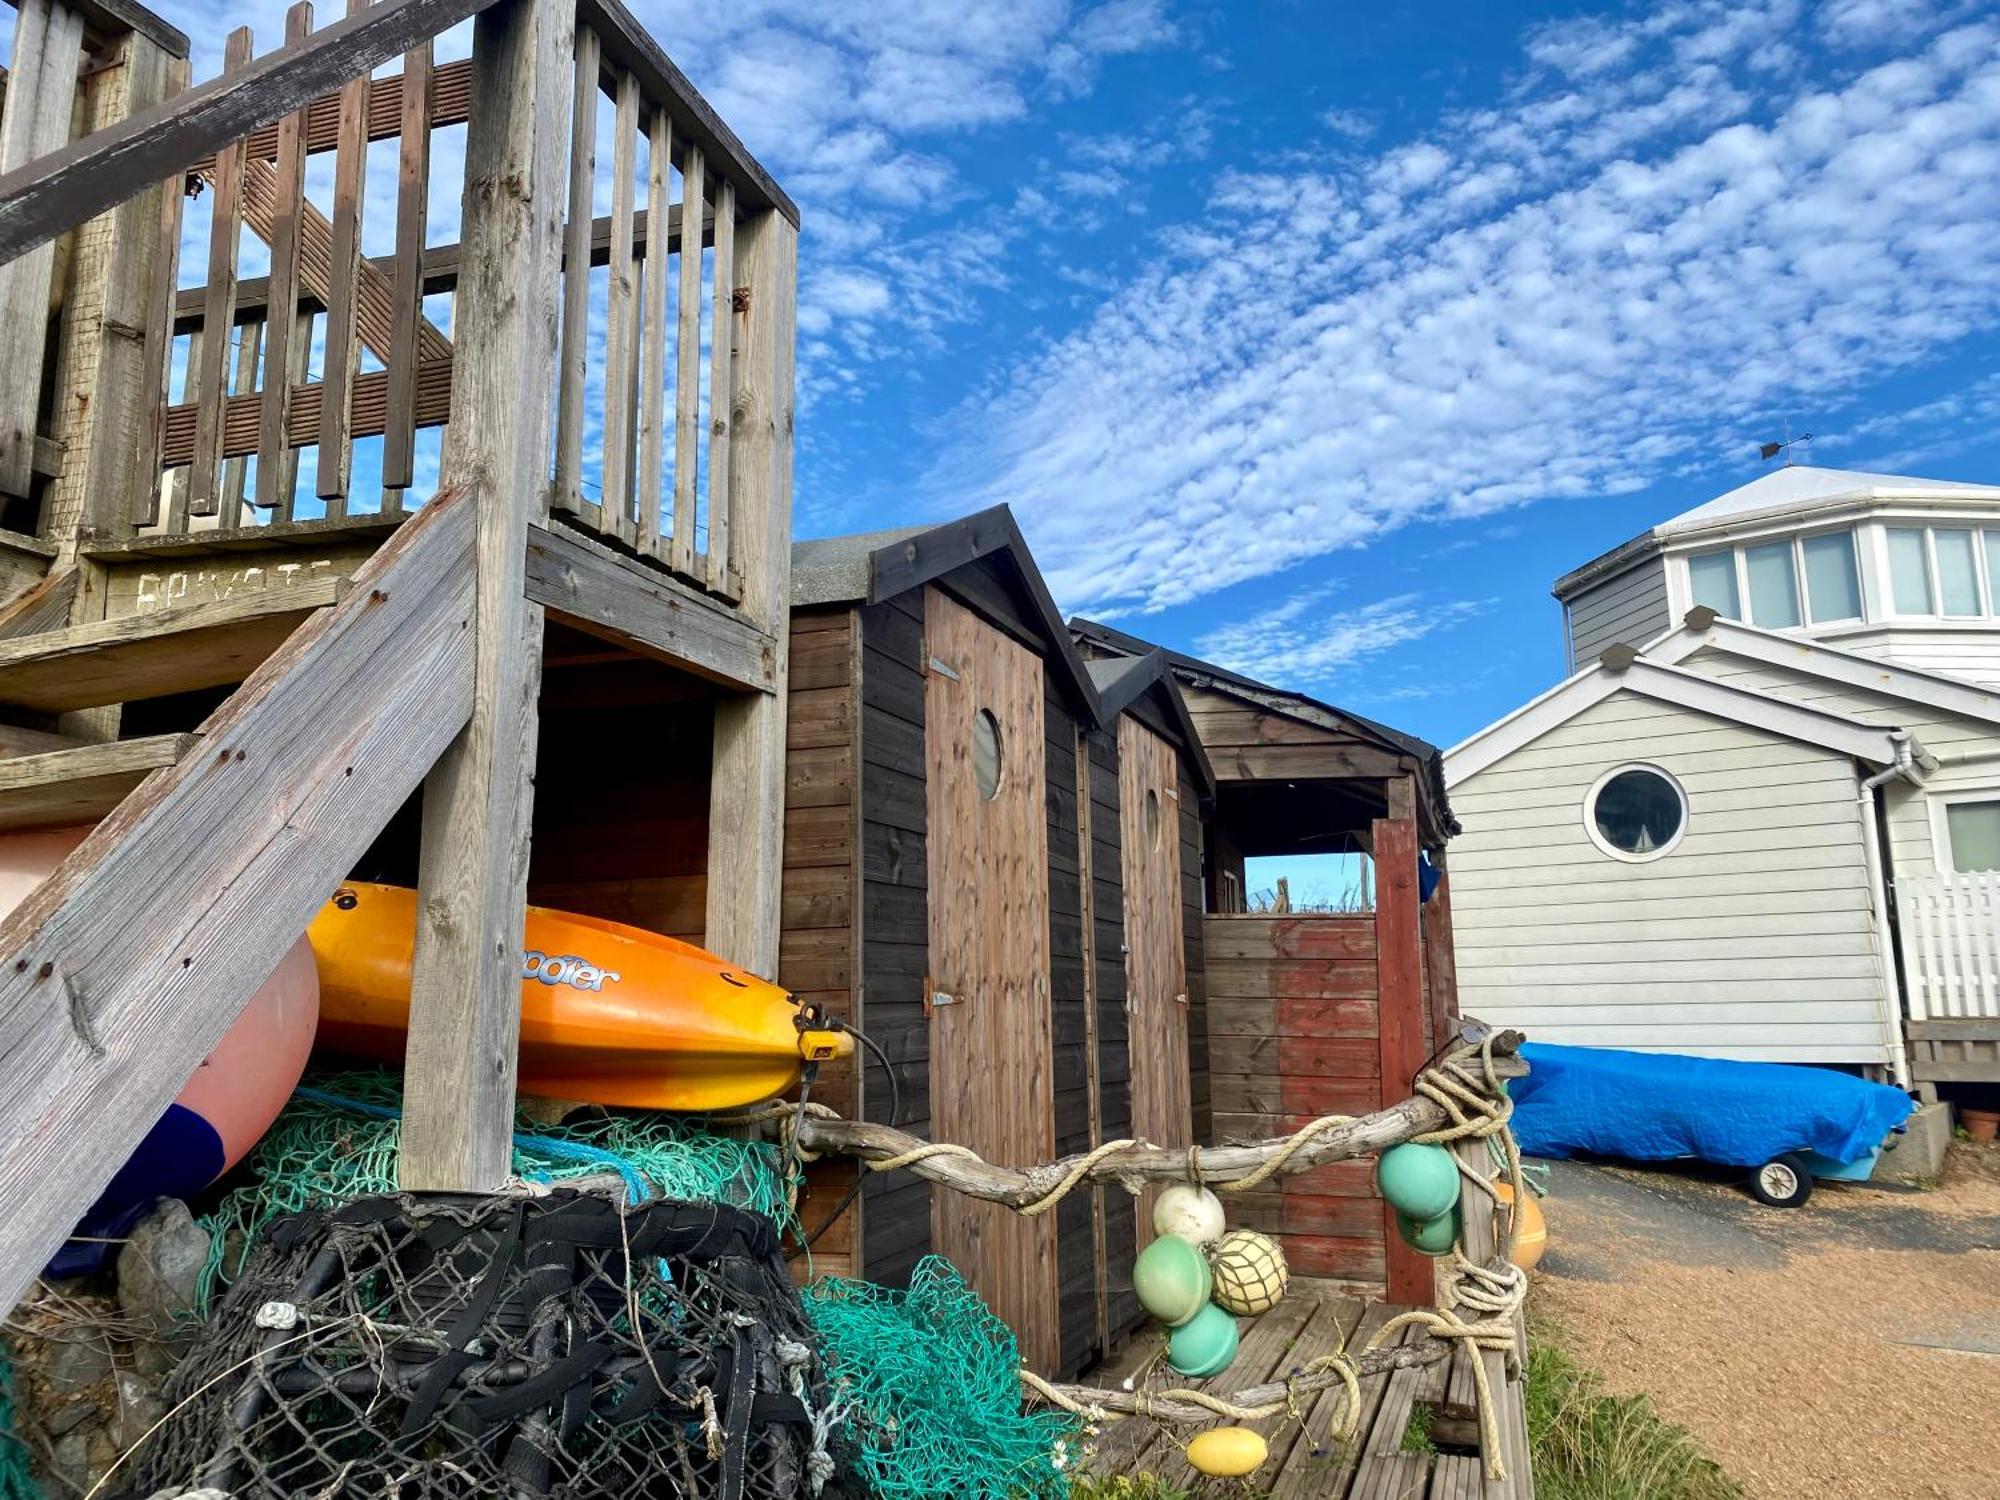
1524 1339 1741 1500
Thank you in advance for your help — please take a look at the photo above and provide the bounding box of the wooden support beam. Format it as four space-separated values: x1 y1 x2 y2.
0 0 84 498
702 206 794 978
0 484 474 1313
0 731 194 830
0 0 502 267
0 577 339 713
523 521 776 692
40 27 181 548
1374 774 1429 1305
399 0 569 1192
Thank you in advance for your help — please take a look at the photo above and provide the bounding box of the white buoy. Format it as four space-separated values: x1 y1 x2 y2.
1152 1182 1227 1246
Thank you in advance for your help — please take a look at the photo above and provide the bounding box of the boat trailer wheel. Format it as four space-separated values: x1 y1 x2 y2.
1749 1152 1813 1209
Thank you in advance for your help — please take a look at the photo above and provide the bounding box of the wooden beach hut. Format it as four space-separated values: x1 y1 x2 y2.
1072 620 1462 1304
780 506 1139 1378
1075 651 1215 1341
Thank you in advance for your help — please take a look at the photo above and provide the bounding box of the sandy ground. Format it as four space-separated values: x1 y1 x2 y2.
1531 1141 2000 1500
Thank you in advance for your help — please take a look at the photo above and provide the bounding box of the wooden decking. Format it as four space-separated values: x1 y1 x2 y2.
1079 1278 1532 1499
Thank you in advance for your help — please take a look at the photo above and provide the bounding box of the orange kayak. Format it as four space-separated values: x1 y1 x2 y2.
308 882 849 1110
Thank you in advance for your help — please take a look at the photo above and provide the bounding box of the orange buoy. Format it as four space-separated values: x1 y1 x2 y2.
8 825 318 1276
308 882 851 1111
1492 1180 1547 1272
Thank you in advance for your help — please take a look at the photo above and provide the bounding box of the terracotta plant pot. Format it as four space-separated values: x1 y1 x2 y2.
1963 1108 2000 1144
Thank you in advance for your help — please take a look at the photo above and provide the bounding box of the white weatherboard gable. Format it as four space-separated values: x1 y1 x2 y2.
1444 653 1904 785
1447 683 1894 1065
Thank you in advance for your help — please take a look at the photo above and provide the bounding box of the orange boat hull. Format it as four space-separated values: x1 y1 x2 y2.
308 882 847 1111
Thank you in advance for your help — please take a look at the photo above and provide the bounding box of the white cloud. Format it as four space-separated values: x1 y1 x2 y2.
924 1 2000 616
1321 108 1376 141
1195 588 1490 692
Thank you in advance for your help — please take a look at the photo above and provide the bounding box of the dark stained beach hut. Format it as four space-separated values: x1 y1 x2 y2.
1072 619 1462 1305
1076 650 1215 1344
778 505 1164 1378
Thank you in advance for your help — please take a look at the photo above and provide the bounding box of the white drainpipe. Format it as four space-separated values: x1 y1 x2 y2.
1859 731 1918 1090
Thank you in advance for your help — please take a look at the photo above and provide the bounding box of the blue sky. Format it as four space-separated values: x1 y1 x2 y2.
161 0 2000 764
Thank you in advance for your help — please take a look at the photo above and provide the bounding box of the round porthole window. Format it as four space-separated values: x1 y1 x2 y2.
1586 764 1686 861
973 709 1003 800
1145 788 1162 849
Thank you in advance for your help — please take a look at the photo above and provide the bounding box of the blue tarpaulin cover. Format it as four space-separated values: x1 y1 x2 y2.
1511 1042 1914 1168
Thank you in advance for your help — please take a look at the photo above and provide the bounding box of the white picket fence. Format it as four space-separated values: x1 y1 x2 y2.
1896 873 2000 1020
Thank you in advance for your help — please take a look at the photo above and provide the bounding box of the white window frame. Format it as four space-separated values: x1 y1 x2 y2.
1928 785 2000 875
1683 527 1863 630
1583 761 1689 864
1880 523 1998 620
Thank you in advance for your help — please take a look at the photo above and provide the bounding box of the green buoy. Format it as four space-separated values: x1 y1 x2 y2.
1376 1142 1460 1220
1132 1234 1212 1326
1166 1302 1240 1378
1395 1208 1459 1257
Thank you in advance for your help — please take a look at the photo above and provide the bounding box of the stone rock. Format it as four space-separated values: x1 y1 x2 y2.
118 1199 210 1333
113 1369 167 1453
43 1393 97 1437
41 1330 113 1393
50 1428 93 1492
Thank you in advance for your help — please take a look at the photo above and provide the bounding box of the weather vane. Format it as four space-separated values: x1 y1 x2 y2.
1759 420 1813 466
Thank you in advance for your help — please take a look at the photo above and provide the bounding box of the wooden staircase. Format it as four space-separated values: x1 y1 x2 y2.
0 486 478 1309
0 0 799 1318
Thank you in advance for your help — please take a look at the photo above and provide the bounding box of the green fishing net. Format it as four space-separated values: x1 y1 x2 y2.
0 1354 38 1500
805 1256 1081 1500
197 1070 799 1303
192 1076 1079 1499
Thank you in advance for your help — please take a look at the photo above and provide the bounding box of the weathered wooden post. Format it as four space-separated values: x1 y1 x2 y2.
0 0 86 505
703 202 796 977
1375 772 1430 1303
399 0 572 1190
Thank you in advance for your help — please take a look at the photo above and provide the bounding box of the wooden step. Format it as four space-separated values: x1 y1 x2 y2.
0 581 340 713
0 734 198 831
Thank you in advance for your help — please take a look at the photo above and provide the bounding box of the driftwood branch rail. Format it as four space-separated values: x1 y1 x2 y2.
1027 1338 1450 1426
746 1031 1524 1210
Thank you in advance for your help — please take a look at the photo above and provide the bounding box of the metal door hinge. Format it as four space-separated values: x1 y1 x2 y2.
923 975 960 1014
926 656 961 681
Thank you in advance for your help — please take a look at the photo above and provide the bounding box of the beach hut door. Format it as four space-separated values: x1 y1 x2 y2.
922 587 1059 1373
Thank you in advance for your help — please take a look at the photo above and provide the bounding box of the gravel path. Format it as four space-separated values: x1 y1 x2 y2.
1530 1141 2000 1500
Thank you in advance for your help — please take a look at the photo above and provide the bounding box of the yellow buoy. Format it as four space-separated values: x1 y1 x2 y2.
1185 1426 1268 1478
1492 1181 1547 1272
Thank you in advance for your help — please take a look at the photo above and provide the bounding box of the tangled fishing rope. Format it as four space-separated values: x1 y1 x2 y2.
1015 1034 1528 1483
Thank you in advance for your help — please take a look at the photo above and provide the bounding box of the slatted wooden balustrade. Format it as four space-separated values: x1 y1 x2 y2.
1896 873 2000 1021
1 0 776 611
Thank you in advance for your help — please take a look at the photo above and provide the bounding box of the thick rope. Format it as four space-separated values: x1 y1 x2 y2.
1015 1034 1527 1481
720 1037 1529 1477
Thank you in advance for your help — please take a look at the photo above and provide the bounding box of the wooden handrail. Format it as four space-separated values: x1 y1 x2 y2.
0 0 500 266
576 0 797 226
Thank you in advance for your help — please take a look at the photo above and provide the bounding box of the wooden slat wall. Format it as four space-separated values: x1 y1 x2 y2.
1046 667 1096 1378
1206 913 1387 1291
525 662 713 947
856 589 933 1288
1181 761 1210 1149
1085 725 1142 1337
778 606 862 1279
